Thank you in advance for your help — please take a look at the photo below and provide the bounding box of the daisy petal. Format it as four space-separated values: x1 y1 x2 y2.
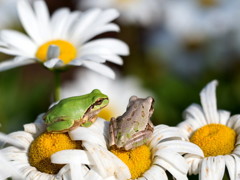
154 157 188 180
70 8 101 44
87 118 110 141
149 127 186 148
51 8 70 39
142 165 168 180
51 150 93 165
99 54 123 65
232 154 240 180
8 131 34 149
0 132 24 149
0 41 7 46
83 142 131 180
78 55 106 63
81 38 129 56
68 59 83 66
82 23 120 44
0 152 23 180
200 156 225 180
51 150 92 180
0 30 37 56
184 154 202 175
0 47 27 56
82 61 115 79
69 127 107 147
17 0 42 44
183 103 206 125
200 80 219 124
178 118 202 136
156 140 204 157
84 169 103 180
0 57 35 72
227 115 240 131
224 155 235 180
218 110 231 125
154 150 188 174
93 9 119 27
1 147 28 162
61 11 81 39
33 0 51 41
233 145 240 155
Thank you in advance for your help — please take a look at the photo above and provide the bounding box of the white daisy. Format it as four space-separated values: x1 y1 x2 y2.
0 132 24 179
1 114 94 179
178 80 240 179
164 0 240 40
79 0 162 26
51 118 129 180
57 118 203 179
0 0 129 78
61 69 153 120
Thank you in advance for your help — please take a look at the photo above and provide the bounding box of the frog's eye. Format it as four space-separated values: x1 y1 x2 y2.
129 96 138 102
94 98 108 106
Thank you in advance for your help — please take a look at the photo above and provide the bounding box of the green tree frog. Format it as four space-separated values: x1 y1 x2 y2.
43 89 109 133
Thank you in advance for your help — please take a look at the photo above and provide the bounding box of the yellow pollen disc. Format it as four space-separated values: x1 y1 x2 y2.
98 107 116 121
29 132 81 174
36 40 77 64
111 145 151 179
190 124 236 157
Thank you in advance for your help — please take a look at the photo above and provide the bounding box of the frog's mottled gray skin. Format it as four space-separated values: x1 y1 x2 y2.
109 96 154 150
43 89 109 133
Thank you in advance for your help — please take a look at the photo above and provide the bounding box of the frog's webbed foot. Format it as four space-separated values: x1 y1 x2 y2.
124 124 154 151
109 117 117 147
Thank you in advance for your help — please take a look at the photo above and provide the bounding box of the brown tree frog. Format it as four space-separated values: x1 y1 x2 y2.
109 96 154 150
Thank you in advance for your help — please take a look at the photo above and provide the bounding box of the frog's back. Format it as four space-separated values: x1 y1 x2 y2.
45 89 107 121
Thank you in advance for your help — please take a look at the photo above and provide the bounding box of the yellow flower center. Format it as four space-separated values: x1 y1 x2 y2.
111 145 151 179
98 107 116 121
29 132 81 174
190 124 236 157
36 40 77 64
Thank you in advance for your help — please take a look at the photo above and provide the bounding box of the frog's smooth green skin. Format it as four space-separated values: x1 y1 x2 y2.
43 89 109 133
109 96 154 151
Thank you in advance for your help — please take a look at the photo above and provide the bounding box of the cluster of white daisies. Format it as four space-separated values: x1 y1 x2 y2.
2 79 240 180
0 0 240 180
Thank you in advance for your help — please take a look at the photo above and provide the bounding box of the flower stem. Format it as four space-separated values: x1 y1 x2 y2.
54 71 61 101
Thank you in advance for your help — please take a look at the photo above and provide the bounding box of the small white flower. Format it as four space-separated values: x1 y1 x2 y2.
0 0 129 78
178 80 240 179
58 118 203 179
61 70 153 120
79 0 162 26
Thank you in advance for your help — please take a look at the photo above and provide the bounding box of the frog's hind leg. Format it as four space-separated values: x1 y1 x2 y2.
46 119 75 133
124 124 153 151
109 117 117 148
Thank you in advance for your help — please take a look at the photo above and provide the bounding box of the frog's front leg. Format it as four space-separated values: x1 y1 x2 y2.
109 117 118 147
124 125 153 150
